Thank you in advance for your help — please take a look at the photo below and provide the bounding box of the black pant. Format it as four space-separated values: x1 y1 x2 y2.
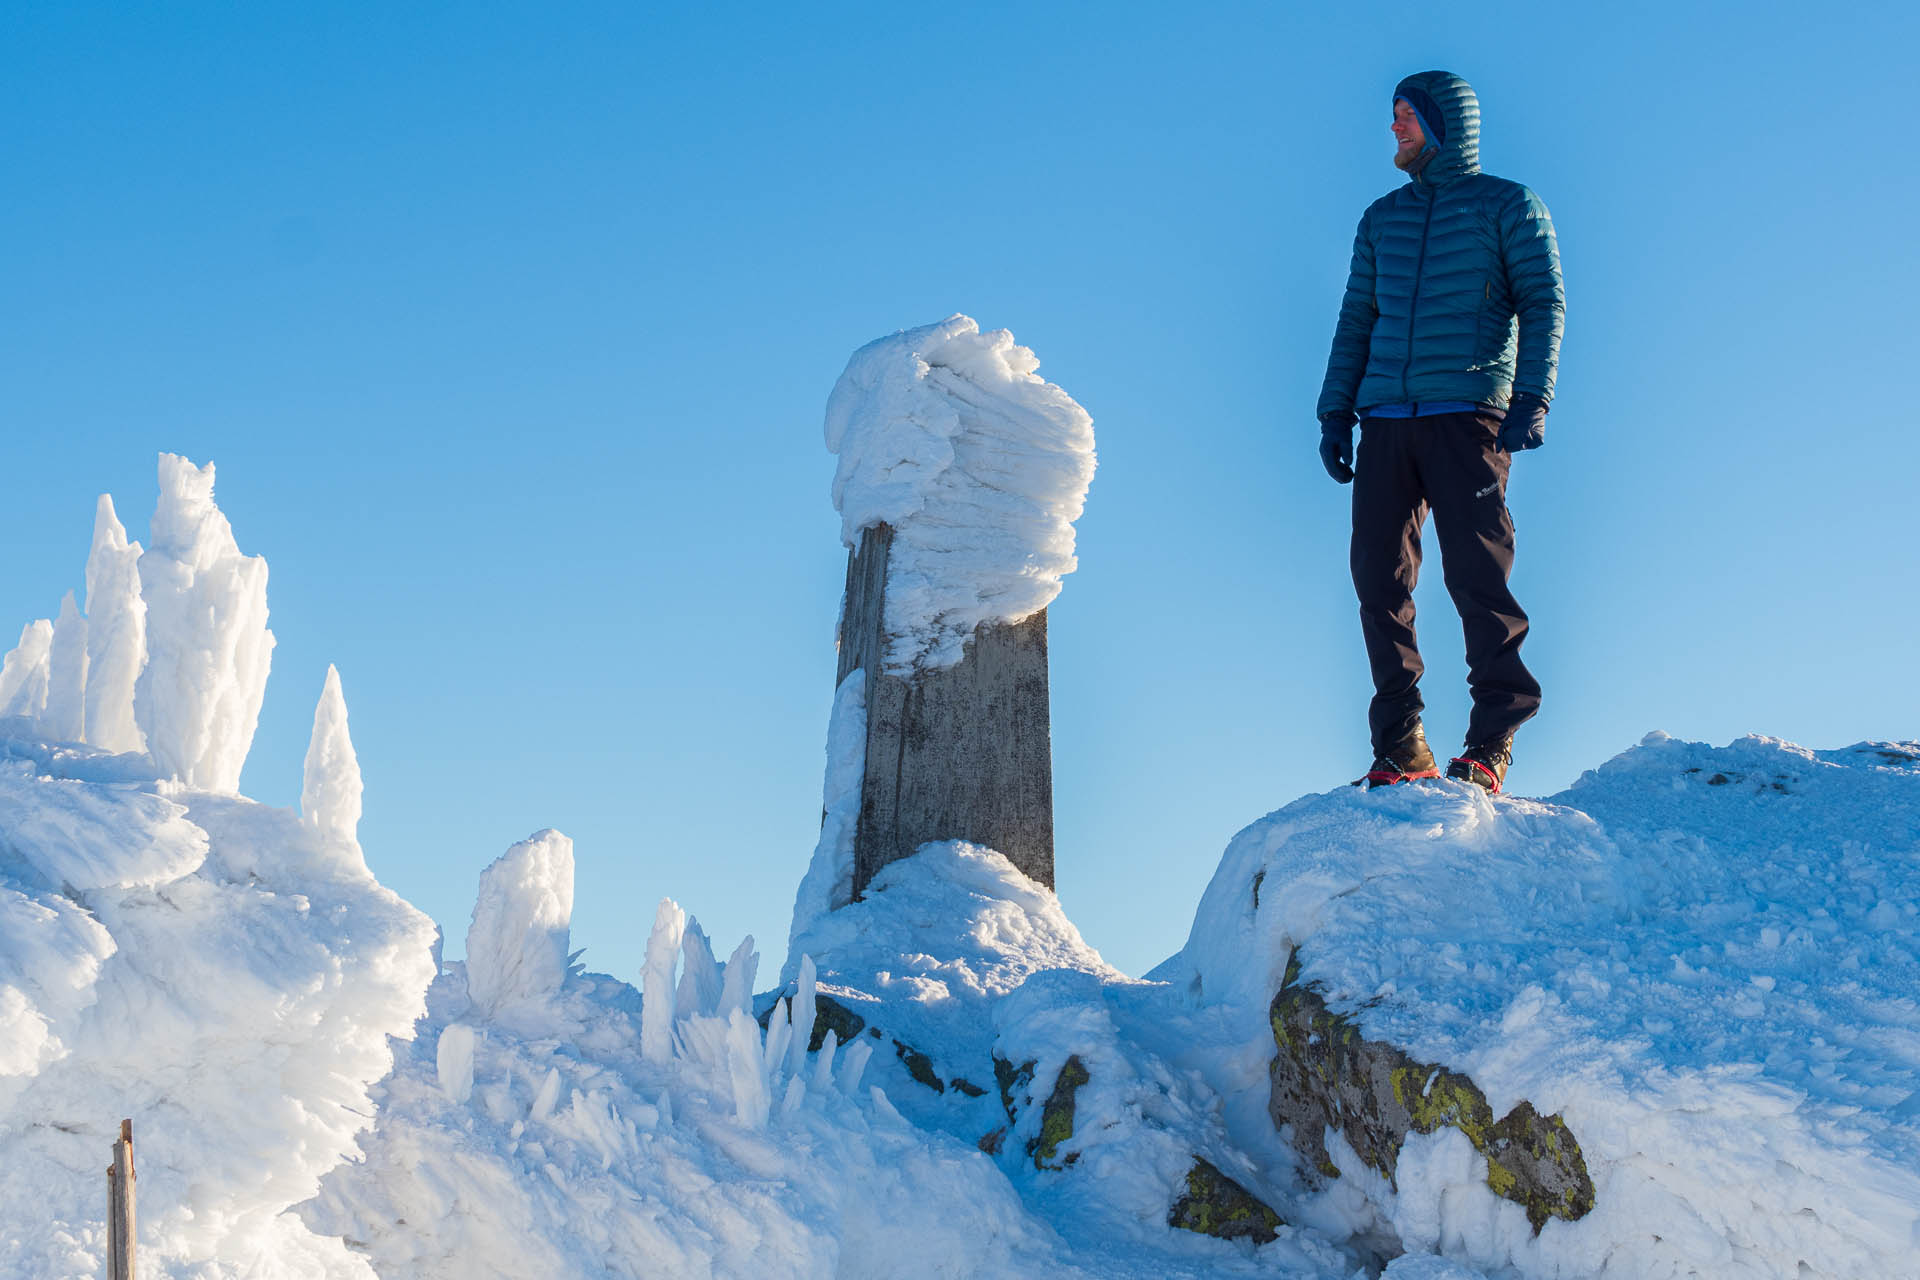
1351 412 1540 754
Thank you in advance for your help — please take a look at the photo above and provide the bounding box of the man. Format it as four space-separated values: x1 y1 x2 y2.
1317 70 1563 794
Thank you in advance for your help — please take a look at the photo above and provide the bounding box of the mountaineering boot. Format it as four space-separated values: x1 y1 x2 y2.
1448 736 1514 794
1357 723 1441 789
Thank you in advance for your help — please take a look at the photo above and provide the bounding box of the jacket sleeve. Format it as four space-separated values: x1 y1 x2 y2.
1316 209 1378 420
1500 185 1564 403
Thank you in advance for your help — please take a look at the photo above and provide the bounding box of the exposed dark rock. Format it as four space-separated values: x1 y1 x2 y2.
1167 1157 1283 1244
1268 958 1595 1232
894 1040 945 1093
808 993 867 1052
994 1055 1035 1125
949 1076 986 1097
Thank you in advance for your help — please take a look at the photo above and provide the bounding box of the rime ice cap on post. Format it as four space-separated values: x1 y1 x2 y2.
825 314 1096 673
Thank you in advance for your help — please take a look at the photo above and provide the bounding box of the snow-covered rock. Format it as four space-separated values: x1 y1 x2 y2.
825 315 1096 674
1158 733 1920 1280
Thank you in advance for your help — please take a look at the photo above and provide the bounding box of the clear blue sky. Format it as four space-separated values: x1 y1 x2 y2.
5 2 1916 979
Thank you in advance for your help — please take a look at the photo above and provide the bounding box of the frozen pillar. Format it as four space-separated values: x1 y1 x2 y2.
818 316 1094 903
838 524 1055 897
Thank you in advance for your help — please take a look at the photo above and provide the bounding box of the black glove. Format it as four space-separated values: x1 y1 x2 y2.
1318 413 1356 484
1499 393 1548 453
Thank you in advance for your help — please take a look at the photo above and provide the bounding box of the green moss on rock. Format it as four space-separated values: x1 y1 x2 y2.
1028 1055 1089 1170
1268 964 1595 1233
1168 1157 1283 1243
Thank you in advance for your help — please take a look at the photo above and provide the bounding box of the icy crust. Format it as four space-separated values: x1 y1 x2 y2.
0 732 437 1279
1160 733 1920 1280
825 315 1096 673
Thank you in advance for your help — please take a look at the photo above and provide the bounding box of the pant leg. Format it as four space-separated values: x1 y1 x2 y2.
1350 418 1430 754
1424 412 1541 746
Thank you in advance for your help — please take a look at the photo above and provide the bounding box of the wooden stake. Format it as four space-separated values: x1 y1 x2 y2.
108 1119 134 1280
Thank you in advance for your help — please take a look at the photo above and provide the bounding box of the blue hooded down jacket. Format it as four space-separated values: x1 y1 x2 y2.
1316 71 1564 419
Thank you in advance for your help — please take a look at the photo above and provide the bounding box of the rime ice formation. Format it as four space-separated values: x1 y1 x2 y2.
0 455 272 787
464 829 576 1021
825 314 1096 673
785 666 866 950
136 453 275 791
308 840 1350 1280
43 592 88 743
84 494 148 754
0 619 53 720
302 664 364 857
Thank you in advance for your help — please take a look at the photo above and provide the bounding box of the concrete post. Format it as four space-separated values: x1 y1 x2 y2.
837 524 1054 898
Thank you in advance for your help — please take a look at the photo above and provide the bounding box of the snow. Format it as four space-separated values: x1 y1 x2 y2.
825 315 1096 673
0 729 435 1278
136 453 276 791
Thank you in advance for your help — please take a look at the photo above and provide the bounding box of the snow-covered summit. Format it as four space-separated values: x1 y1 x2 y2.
1158 732 1920 1280
825 315 1096 672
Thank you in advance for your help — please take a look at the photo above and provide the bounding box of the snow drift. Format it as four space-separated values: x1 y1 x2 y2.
825 315 1096 673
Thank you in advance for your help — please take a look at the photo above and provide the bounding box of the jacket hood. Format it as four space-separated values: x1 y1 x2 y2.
1394 70 1480 186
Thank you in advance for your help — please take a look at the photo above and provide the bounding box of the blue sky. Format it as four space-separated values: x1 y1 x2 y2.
4 2 1916 979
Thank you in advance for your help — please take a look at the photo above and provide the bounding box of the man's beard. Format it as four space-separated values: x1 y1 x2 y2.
1394 145 1433 174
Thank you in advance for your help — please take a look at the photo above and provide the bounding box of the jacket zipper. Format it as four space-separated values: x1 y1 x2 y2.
1402 193 1437 403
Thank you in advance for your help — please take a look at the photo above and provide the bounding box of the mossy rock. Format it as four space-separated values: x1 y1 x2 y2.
1168 1157 1283 1244
1269 962 1595 1232
1028 1055 1089 1170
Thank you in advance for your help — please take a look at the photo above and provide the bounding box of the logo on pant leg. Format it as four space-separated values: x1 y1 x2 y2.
1474 481 1499 498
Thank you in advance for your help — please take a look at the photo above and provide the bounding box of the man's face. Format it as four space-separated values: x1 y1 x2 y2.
1392 99 1426 171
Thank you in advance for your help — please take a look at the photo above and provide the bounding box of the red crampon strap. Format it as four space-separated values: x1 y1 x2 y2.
1449 757 1502 794
1365 767 1442 787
